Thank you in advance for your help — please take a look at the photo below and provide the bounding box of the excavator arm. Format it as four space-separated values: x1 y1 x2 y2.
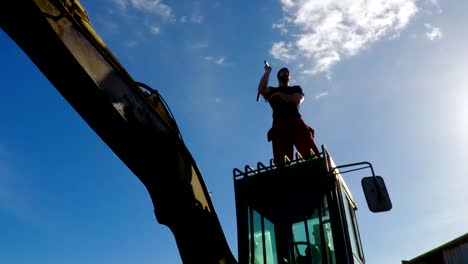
0 1 236 263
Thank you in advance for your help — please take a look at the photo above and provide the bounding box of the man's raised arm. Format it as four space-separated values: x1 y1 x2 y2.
257 64 272 100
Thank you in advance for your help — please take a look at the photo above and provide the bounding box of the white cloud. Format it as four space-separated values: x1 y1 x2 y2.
149 25 160 35
424 23 442 40
180 15 204 24
131 0 173 18
113 0 128 10
273 23 288 34
191 15 204 24
124 40 138 47
425 0 441 12
204 56 227 66
271 0 418 74
113 0 174 19
98 18 120 34
214 57 225 65
270 42 297 62
111 0 206 41
315 91 329 100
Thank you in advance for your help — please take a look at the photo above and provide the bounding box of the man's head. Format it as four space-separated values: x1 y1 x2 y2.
277 67 290 86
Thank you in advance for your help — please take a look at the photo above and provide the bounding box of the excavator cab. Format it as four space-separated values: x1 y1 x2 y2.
233 145 391 264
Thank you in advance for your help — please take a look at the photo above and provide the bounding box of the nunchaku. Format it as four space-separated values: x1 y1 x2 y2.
257 60 270 101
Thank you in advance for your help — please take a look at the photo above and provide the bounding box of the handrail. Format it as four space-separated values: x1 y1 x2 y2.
232 152 322 180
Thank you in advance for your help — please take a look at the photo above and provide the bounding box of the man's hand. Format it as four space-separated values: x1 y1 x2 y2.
266 91 280 101
267 91 304 105
264 63 272 73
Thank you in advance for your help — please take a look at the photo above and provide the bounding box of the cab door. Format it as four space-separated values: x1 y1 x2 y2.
335 180 366 264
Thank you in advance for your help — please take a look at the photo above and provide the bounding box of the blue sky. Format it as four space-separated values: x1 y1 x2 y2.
1 0 467 263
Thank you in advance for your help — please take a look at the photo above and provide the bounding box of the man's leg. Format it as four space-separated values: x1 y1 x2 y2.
272 138 294 166
272 123 294 166
292 119 320 159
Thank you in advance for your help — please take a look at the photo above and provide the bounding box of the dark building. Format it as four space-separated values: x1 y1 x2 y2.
402 233 468 264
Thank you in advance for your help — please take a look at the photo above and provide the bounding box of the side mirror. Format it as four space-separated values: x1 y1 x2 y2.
361 176 392 213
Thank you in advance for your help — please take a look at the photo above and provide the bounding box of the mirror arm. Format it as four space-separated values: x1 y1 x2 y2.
332 162 382 198
333 161 375 177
